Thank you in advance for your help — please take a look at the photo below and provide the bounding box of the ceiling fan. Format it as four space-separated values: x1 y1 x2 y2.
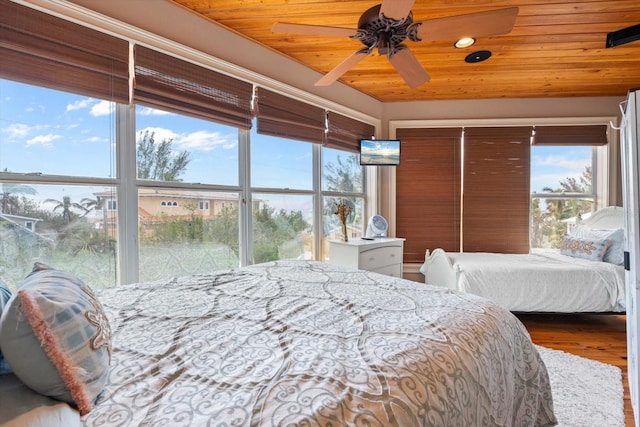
272 0 518 88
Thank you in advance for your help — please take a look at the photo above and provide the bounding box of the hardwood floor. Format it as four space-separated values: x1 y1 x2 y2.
516 313 633 427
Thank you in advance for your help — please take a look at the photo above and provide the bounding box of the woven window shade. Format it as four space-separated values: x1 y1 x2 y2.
396 128 462 262
326 112 375 152
463 127 532 253
134 45 253 129
254 87 325 143
533 125 608 145
0 0 129 103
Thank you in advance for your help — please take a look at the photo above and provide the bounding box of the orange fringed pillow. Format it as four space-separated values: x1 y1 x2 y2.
0 263 111 415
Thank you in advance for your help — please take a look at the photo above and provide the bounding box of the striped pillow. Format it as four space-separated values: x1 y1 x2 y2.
0 263 111 415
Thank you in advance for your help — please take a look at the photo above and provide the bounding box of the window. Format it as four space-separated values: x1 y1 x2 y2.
135 105 242 281
249 132 366 263
250 129 315 262
0 4 375 287
251 133 313 190
0 81 119 289
251 193 314 262
138 189 241 282
0 82 116 178
530 145 597 248
321 147 365 260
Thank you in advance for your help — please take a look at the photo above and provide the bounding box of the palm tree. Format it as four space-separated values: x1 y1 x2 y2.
1 180 38 215
45 195 87 222
80 196 104 217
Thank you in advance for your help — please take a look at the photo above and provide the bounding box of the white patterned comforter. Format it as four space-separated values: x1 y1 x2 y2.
83 260 557 427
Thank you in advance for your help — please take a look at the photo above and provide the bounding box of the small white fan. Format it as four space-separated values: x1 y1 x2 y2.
366 215 388 238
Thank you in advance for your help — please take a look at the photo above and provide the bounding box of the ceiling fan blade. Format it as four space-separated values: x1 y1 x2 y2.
379 0 415 21
416 7 519 41
315 50 370 86
388 47 430 89
272 22 358 38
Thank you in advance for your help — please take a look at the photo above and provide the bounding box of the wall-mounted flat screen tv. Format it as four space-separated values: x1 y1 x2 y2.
359 139 401 166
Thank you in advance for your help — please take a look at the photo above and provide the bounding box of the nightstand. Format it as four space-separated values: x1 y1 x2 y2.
328 237 405 277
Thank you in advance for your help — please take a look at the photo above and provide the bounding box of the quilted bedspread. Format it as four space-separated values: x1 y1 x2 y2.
83 260 556 426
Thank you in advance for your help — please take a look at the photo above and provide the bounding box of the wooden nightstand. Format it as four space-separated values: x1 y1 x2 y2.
328 237 405 278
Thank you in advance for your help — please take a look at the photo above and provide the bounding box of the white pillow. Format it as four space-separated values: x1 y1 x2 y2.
570 224 624 265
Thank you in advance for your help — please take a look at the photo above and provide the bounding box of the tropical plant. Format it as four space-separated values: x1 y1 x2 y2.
531 166 593 248
137 130 191 181
324 154 362 192
1 177 38 215
44 195 87 222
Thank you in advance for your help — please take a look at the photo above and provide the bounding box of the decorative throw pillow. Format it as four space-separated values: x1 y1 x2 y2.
0 263 111 415
570 225 624 265
0 278 12 374
560 236 610 262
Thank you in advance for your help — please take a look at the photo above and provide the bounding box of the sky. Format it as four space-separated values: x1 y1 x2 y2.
1 78 591 211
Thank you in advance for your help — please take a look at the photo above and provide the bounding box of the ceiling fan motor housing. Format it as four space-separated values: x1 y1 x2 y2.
356 4 420 55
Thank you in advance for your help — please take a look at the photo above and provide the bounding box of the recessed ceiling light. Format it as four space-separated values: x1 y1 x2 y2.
465 50 492 63
454 37 476 49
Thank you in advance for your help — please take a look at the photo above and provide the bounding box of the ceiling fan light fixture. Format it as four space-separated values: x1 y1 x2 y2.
454 37 476 48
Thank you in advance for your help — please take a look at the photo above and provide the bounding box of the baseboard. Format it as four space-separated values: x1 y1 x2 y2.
403 262 425 283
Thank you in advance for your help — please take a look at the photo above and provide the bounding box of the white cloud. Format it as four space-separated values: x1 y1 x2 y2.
66 98 94 112
26 133 61 147
84 136 106 143
90 100 113 117
176 130 236 152
138 107 173 116
137 127 178 144
4 123 31 139
531 153 591 192
532 153 589 171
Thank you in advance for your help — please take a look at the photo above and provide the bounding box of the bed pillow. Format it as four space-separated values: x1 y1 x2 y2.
0 263 111 415
560 236 610 262
570 224 624 265
0 278 12 375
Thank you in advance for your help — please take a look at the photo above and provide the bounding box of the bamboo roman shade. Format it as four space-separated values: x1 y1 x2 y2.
532 125 608 145
326 111 375 152
463 127 532 253
396 128 462 262
134 45 254 129
254 87 326 143
0 0 129 103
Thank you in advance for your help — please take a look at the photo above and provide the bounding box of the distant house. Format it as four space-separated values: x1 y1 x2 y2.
89 189 262 238
0 213 53 265
0 213 41 233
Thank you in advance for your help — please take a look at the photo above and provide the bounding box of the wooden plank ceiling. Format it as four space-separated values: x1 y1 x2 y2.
169 0 640 102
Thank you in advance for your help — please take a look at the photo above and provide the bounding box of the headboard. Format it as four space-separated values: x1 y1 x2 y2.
581 206 624 229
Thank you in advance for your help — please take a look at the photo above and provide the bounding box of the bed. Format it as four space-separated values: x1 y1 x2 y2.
1 260 556 426
421 206 626 313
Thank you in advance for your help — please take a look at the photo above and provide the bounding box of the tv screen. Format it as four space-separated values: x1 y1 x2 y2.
359 139 401 166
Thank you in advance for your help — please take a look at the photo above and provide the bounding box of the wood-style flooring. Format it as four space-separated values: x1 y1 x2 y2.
516 313 633 427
